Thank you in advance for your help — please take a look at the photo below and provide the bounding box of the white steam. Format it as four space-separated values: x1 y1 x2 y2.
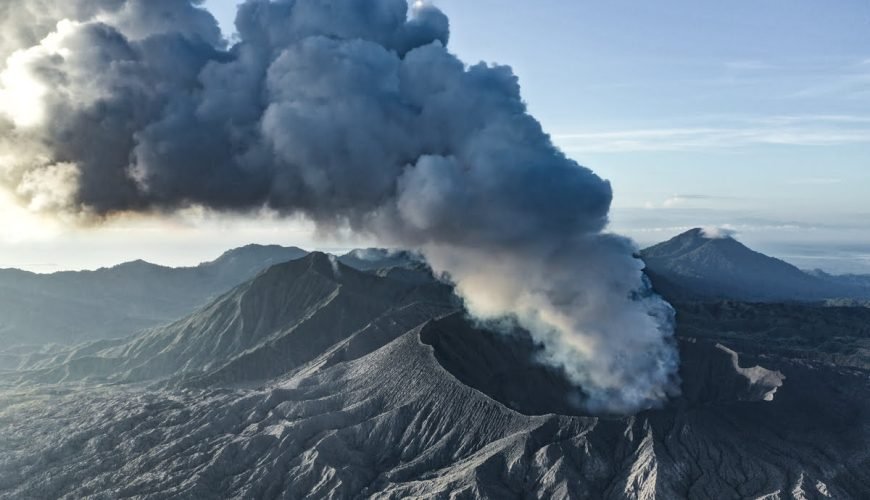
0 0 680 413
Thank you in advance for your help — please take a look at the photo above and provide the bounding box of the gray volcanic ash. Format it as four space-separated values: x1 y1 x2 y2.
0 0 678 412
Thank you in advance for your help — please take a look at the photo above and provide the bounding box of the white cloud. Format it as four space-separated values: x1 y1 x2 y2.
700 226 737 239
0 191 61 244
786 177 843 185
0 20 78 128
552 115 870 153
723 60 774 72
789 71 870 99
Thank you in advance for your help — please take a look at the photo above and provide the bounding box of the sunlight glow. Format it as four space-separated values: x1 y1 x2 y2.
0 52 47 128
0 20 77 128
0 191 60 243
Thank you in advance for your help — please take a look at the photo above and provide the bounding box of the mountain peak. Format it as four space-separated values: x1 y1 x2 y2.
206 244 308 267
683 227 708 239
697 227 737 240
109 259 163 270
669 227 737 246
641 228 845 302
250 251 365 289
338 248 423 272
643 228 733 261
304 251 342 277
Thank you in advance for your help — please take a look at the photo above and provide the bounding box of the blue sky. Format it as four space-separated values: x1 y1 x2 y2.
204 0 870 272
439 0 870 255
2 0 869 272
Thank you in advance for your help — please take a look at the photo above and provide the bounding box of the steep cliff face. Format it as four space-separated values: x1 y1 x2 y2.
0 255 868 499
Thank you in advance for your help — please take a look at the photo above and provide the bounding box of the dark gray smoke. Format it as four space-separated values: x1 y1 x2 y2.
0 0 680 413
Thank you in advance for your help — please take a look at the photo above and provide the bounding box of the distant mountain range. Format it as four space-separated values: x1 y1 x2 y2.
4 230 867 351
0 244 433 353
641 228 870 302
0 244 307 347
4 230 868 352
9 252 455 385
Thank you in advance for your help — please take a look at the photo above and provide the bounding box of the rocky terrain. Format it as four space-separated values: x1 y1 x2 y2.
0 250 868 499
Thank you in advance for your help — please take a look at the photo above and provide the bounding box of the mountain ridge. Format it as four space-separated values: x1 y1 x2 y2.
10 252 458 387
641 228 867 302
1 243 869 497
0 244 309 349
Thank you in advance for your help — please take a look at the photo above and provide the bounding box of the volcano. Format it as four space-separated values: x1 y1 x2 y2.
640 228 863 302
1 250 868 499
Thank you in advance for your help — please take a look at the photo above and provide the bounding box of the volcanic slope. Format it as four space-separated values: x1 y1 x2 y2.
641 228 861 302
10 252 457 386
0 256 868 499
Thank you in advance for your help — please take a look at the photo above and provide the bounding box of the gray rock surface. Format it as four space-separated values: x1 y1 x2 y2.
1 253 868 498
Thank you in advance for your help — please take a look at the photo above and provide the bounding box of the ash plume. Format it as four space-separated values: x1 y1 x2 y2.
0 0 679 412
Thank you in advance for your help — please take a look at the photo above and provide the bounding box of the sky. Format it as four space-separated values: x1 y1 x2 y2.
2 0 870 273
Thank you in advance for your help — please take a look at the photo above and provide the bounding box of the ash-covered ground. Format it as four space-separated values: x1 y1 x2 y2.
1 252 868 499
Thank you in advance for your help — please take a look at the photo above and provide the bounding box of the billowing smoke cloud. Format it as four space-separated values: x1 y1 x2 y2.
0 0 679 412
